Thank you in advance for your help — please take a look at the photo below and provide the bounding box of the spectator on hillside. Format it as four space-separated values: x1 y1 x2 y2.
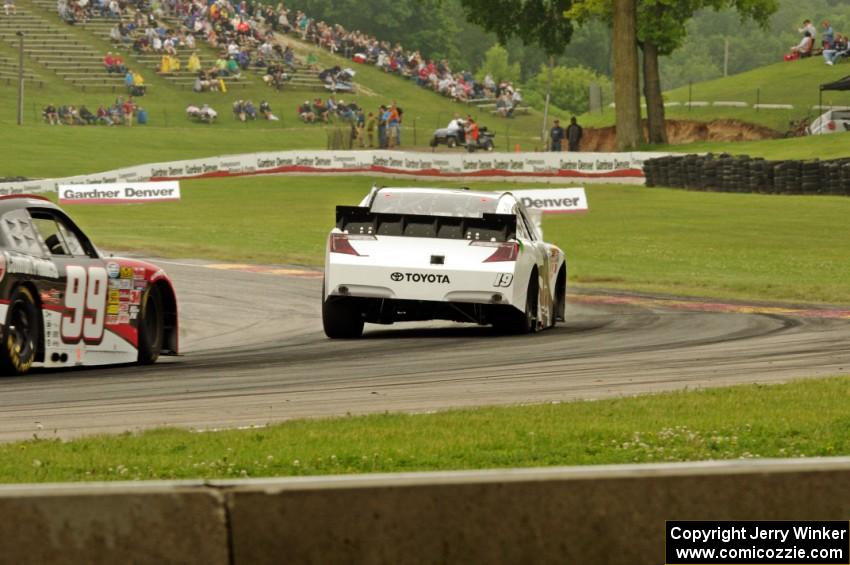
799 19 817 43
233 99 247 121
136 106 147 124
364 111 376 147
822 20 835 49
130 70 146 96
313 98 329 122
824 33 849 65
122 97 135 126
4 0 16 16
244 100 258 120
96 105 113 125
187 52 201 73
103 52 122 74
298 100 315 123
42 104 59 125
788 31 814 59
259 100 279 120
496 94 513 118
549 119 565 152
464 116 479 147
387 102 400 148
355 109 365 147
79 105 96 125
377 104 388 148
566 116 583 152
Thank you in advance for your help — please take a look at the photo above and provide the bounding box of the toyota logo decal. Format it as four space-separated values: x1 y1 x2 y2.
390 272 404 281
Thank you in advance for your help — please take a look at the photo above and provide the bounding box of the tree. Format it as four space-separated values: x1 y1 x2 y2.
455 0 575 56
526 65 612 115
569 0 777 144
612 0 643 150
475 44 521 84
293 0 462 62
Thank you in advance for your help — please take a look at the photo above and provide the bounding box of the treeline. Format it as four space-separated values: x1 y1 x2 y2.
281 0 843 114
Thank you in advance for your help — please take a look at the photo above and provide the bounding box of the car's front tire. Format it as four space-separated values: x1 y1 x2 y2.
447 136 457 148
0 286 39 376
138 284 164 364
323 297 364 339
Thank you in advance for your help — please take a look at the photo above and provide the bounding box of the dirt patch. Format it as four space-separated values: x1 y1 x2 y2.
580 119 781 152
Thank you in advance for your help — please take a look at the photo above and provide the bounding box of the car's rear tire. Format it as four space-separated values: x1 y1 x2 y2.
323 297 364 339
0 286 39 376
429 137 438 148
494 276 538 335
138 284 164 365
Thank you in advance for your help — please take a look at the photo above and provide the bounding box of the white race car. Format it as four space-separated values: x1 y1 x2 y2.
322 186 570 338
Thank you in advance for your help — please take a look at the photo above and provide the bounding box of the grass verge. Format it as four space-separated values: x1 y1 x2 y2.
2 375 848 482
60 175 850 304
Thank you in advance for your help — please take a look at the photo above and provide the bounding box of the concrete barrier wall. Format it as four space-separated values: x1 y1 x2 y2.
0 481 229 565
3 458 850 564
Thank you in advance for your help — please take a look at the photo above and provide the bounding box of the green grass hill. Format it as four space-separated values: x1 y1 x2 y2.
583 57 850 134
0 0 550 179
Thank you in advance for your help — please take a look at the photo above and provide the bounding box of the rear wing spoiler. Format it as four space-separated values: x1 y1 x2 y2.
336 206 517 242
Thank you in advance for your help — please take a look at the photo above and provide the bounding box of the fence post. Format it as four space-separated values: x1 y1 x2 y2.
688 81 692 112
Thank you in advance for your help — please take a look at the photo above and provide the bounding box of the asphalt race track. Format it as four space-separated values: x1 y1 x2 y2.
1 259 848 442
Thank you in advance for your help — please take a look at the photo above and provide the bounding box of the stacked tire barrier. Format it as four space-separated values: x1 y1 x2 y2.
644 154 850 196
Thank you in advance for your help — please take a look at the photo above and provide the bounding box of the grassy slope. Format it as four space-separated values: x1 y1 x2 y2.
0 3 548 178
582 57 847 133
663 130 850 160
1 375 848 482
59 176 850 305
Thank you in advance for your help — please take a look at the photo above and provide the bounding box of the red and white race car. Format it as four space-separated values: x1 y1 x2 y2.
0 195 178 375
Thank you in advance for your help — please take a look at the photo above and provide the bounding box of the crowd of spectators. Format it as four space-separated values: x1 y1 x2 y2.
233 99 278 120
60 0 526 106
296 98 405 148
42 97 147 126
786 18 850 65
295 16 521 111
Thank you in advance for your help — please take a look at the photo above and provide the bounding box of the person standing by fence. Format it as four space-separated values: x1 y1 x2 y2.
549 119 565 152
566 116 583 152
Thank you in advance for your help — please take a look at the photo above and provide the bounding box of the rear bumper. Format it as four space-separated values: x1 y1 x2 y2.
325 263 519 306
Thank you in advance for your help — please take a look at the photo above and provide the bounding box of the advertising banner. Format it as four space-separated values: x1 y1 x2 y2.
512 188 588 213
0 150 677 196
58 181 181 204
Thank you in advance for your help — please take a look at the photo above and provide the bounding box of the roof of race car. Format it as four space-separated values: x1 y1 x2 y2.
367 187 517 216
0 195 59 213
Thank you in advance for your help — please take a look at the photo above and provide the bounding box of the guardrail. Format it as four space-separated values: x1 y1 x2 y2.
3 457 850 564
0 150 673 195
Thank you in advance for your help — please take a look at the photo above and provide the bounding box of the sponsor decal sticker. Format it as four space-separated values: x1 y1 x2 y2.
5 253 59 279
106 262 120 278
494 273 514 287
40 288 62 305
390 272 451 284
119 266 134 279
